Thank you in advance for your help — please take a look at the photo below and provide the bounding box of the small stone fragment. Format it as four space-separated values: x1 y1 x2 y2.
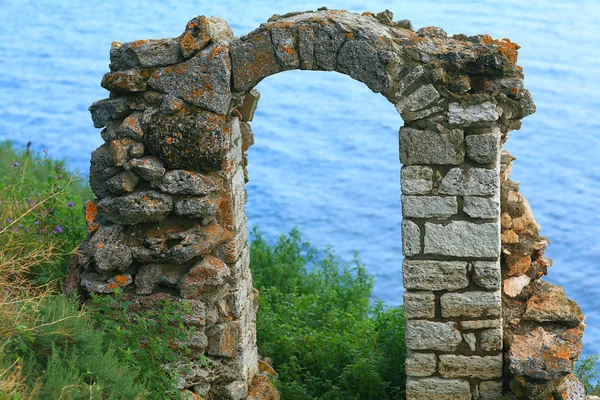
503 275 531 298
466 129 501 164
405 352 437 377
402 219 420 256
401 166 433 195
125 156 166 181
439 167 499 196
110 138 135 167
405 321 463 351
463 333 476 351
97 190 173 225
152 170 219 195
464 195 500 219
106 170 141 195
179 255 231 299
404 291 435 319
89 98 131 128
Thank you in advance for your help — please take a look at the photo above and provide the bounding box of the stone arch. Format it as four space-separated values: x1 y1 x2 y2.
73 8 540 399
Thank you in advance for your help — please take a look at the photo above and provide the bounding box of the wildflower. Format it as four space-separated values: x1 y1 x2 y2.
52 226 63 234
5 217 10 223
55 175 61 179
25 227 29 233
10 161 20 168
66 201 74 208
13 227 19 231
34 220 40 225
40 228 45 233
43 149 48 154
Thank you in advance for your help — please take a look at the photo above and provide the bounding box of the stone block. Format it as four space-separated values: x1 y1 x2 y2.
439 167 499 196
101 68 153 93
449 102 502 126
460 319 501 330
406 377 471 400
148 41 231 115
179 16 234 59
424 221 500 258
97 190 172 225
403 259 469 291
440 291 501 318
405 352 437 377
402 195 458 218
478 380 504 400
237 88 260 122
179 255 231 300
106 170 141 195
271 26 300 70
401 166 433 195
230 31 281 91
89 98 131 128
336 40 391 94
152 170 219 195
399 127 464 165
113 38 184 69
464 195 500 219
395 84 440 114
174 196 219 222
439 355 503 379
404 291 435 319
406 320 462 351
473 260 501 290
503 275 531 298
480 328 502 352
207 321 239 357
402 219 420 256
394 65 425 98
466 129 501 164
125 156 166 181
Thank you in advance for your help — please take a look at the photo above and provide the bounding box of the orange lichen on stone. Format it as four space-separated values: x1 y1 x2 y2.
114 275 129 286
84 200 100 233
481 34 520 65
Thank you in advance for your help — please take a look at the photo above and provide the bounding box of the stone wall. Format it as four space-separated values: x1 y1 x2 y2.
63 8 585 399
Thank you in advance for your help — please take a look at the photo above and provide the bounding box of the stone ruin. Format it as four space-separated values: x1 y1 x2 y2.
63 8 589 399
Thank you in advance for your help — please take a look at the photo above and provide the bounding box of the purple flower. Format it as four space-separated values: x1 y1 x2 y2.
25 227 30 233
13 227 19 232
52 226 63 234
34 220 40 225
54 175 61 179
66 201 74 208
5 217 10 223
10 161 20 168
43 149 48 154
40 228 45 233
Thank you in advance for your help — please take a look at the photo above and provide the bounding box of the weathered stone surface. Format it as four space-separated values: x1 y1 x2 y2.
336 40 391 93
133 223 232 264
481 328 502 352
117 112 145 140
148 41 231 115
135 264 189 295
106 170 141 195
404 291 435 319
439 355 503 379
466 129 501 164
405 352 437 377
247 374 281 400
395 84 440 114
80 270 132 293
504 275 531 298
89 98 131 128
399 127 464 165
406 377 471 400
271 27 300 70
152 170 219 195
206 320 238 356
160 94 185 114
174 197 219 223
473 260 501 289
406 320 462 351
129 141 144 158
101 68 153 93
125 156 166 181
402 195 458 218
395 65 425 98
112 38 184 70
83 224 132 273
402 219 420 256
479 380 504 400
179 255 231 299
401 166 433 195
97 190 173 225
313 22 345 71
145 109 228 171
230 31 281 91
180 16 234 59
424 221 500 257
523 284 584 326
464 195 500 219
439 167 499 196
237 89 260 122
403 259 469 291
508 326 584 380
89 144 115 198
441 291 501 318
110 138 135 167
449 102 502 125
554 374 586 400
461 319 501 330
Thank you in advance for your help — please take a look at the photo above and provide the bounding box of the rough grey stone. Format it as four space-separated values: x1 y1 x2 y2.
313 22 346 71
135 264 189 295
125 156 166 181
466 129 501 164
174 197 219 222
109 138 136 167
404 291 435 319
152 170 219 195
117 112 145 140
179 255 231 300
148 41 231 115
401 166 433 195
114 38 184 69
439 355 503 379
271 27 300 70
473 260 501 290
480 328 502 352
401 105 444 122
460 319 501 330
395 84 440 114
395 65 425 98
479 380 504 400
464 195 500 219
106 170 141 195
101 69 151 93
160 94 185 114
424 221 500 258
464 332 477 351
405 352 437 377
89 144 115 198
89 98 131 128
129 142 144 158
439 167 499 196
336 40 391 93
406 377 471 400
449 102 502 125
440 291 502 318
237 88 260 122
86 224 133 273
402 219 421 256
406 320 462 351
97 190 173 225
403 259 469 291
230 31 281 91
417 26 448 39
402 195 458 218
80 270 133 294
399 127 464 165
179 16 234 59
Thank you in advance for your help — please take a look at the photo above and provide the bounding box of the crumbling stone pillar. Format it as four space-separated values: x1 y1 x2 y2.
68 8 544 399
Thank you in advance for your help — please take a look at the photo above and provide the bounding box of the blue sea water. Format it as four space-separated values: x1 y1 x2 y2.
1 0 599 357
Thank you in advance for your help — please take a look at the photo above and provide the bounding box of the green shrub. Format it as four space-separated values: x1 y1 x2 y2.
250 227 406 400
575 354 600 395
